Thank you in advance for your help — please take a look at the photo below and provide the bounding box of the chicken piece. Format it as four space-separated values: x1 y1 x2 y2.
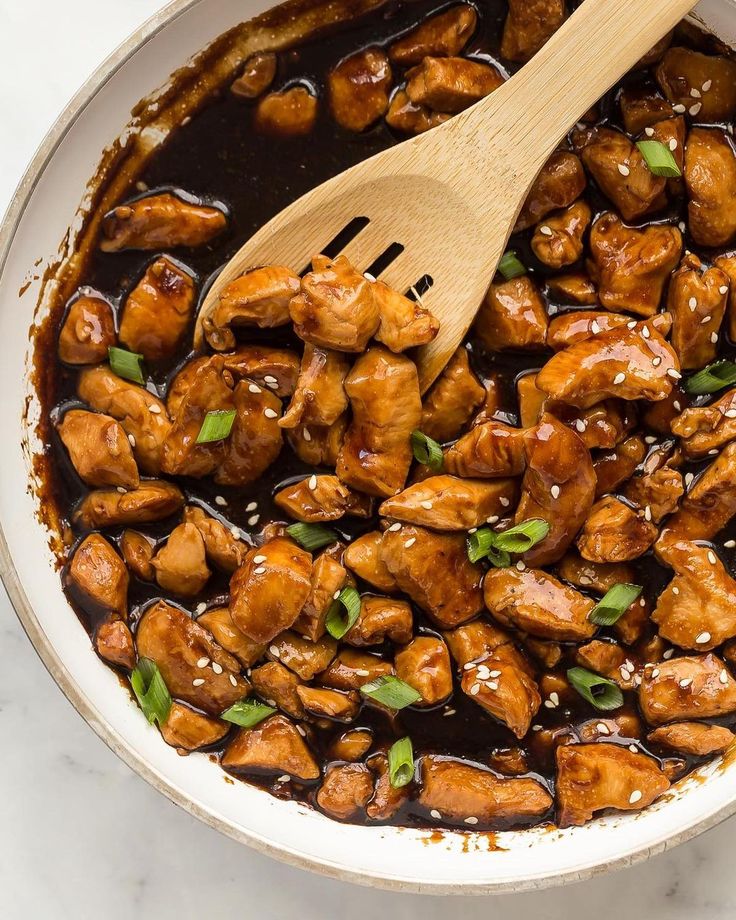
546 272 598 305
648 722 735 756
684 127 736 247
216 380 283 487
286 415 347 468
500 0 565 62
267 631 336 680
619 87 674 134
441 620 511 668
515 415 596 566
662 441 736 541
65 533 128 617
152 523 210 597
297 686 360 722
119 257 196 362
57 409 139 490
254 86 318 136
547 311 626 351
714 254 736 340
575 640 636 690
345 596 413 647
577 495 657 563
537 320 679 408
389 5 477 65
588 213 682 316
656 47 736 122
379 475 518 531
581 127 667 221
274 475 373 523
366 750 410 820
95 619 136 670
206 266 300 351
222 715 320 780
183 506 246 573
394 636 452 706
444 420 526 478
419 347 484 443
99 192 227 252
515 151 586 232
329 728 373 762
337 346 421 498
160 703 228 752
279 345 349 429
639 653 736 725
319 649 394 690
229 538 312 644
484 566 595 641
557 552 636 593
488 748 530 776
137 600 247 715
290 254 379 353
405 56 504 114
343 532 397 593
672 387 736 459
667 253 728 370
594 434 647 496
316 763 373 820
231 51 277 99
514 373 544 429
198 607 266 668
292 552 348 641
380 525 483 627
531 200 591 269
74 480 184 529
623 465 683 523
250 661 305 719
474 276 548 351
120 530 155 581
58 294 116 365
384 89 450 134
373 280 439 353
220 345 300 398
525 638 562 670
547 398 636 452
77 366 171 475
419 756 552 826
329 48 392 132
461 646 541 738
556 744 669 827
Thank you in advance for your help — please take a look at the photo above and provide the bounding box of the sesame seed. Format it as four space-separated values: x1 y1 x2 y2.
651 668 660 678
701 315 712 325
721 669 729 684
696 632 711 644
264 375 278 385
116 487 126 494
597 722 610 735
689 297 698 309
669 138 678 151
229 674 238 686
725 540 736 548
679 678 693 689
264 408 279 419
248 514 260 526
516 561 526 571
620 666 632 681
197 657 210 668
468 527 477 534
355 670 370 678
443 708 456 716
388 522 402 531
644 505 652 522
303 428 312 441
248 383 261 394
644 435 657 444
421 500 433 510
128 434 136 447
269 645 280 658
246 501 258 512
499 497 510 507
710 332 719 344
463 662 475 670
663 649 675 659
613 372 626 385
308 474 318 490
543 699 556 709
652 356 662 367
684 473 694 488
487 515 499 524
212 662 223 674
148 404 161 414
192 678 205 687
642 325 650 338
679 221 687 232
296 724 306 736
364 271 376 282
333 590 341 599
629 744 638 753
689 102 702 116
549 692 559 706
667 368 682 379
720 285 730 294
195 603 207 616
430 809 442 820
618 163 630 176
645 127 654 137
702 80 712 92
708 550 717 565
551 484 561 499
532 724 543 732
470 683 480 696
464 816 478 825
277 774 291 783
690 87 701 98
673 103 686 113
725 410 736 419
489 670 501 678
627 320 637 329
231 526 242 540
673 401 681 411
253 554 266 564
579 575 592 585
709 448 719 455
629 790 643 804
540 225 553 236
575 419 586 433
215 495 227 506
404 537 416 548
254 566 266 575
672 586 680 595
591 320 601 334
476 665 491 679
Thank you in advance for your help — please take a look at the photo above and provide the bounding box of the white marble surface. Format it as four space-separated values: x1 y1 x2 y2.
0 1 734 916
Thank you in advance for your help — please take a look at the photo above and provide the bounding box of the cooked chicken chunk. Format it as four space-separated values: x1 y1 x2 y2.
587 213 682 316
344 596 413 646
549 311 672 355
373 280 439 353
531 200 591 269
594 434 647 496
516 373 546 429
556 744 669 827
547 398 636 451
405 56 504 113
254 86 318 136
286 415 347 468
394 636 452 706
623 465 683 523
152 523 211 597
267 631 337 680
229 538 313 643
279 345 349 429
316 763 373 819
575 639 637 691
183 506 246 573
500 0 565 62
250 661 305 718
137 600 247 714
619 86 674 134
120 530 155 581
99 192 227 252
557 552 636 595
384 89 450 134
329 728 373 762
380 525 483 627
419 347 484 443
216 380 283 487
667 252 728 370
328 48 392 132
319 649 394 690
160 703 228 752
366 750 411 820
514 151 586 232
379 475 518 530
297 686 360 722
198 607 266 668
684 127 736 247
95 618 136 670
221 345 300 398
65 533 128 617
231 51 277 99
648 722 735 756
474 276 548 351
672 387 736 459
389 5 477 65
484 567 595 641
461 645 541 738
662 441 736 541
639 653 736 725
74 480 184 529
343 532 398 593
292 552 348 641
57 409 139 490
441 619 512 668
445 419 526 480
656 47 736 122
274 474 373 522
58 294 116 365
577 495 657 563
546 271 597 305
222 715 320 780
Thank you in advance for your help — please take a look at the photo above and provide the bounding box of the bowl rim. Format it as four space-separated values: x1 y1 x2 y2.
3 0 736 895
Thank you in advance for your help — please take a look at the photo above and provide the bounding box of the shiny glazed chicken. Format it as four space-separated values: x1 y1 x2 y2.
43 0 736 831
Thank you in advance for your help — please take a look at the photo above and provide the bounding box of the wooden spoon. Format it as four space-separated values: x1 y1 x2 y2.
195 0 696 392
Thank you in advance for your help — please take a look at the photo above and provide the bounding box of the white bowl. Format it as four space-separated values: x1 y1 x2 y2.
2 0 736 894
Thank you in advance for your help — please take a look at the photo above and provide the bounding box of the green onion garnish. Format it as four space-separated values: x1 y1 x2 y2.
109 346 146 385
388 736 414 788
410 430 444 472
196 409 237 444
492 519 550 553
567 667 624 711
486 545 512 568
685 360 736 395
325 586 362 639
589 583 643 626
130 657 171 726
467 527 495 563
498 250 527 281
360 675 421 709
221 698 276 728
636 140 682 178
286 522 339 551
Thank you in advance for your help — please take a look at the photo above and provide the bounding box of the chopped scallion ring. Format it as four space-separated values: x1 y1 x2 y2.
498 250 526 281
130 657 171 726
685 360 736 395
196 408 237 443
325 586 362 639
286 522 339 552
492 518 550 553
636 140 682 178
388 736 415 788
410 430 444 472
360 675 421 709
589 583 643 626
467 527 495 563
221 698 276 728
567 667 624 711
108 346 146 385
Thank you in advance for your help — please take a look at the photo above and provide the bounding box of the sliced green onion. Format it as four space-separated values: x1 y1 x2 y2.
130 657 171 726
493 518 550 553
196 409 237 444
589 583 643 626
636 140 682 178
286 522 339 551
410 430 444 472
221 698 276 728
486 545 512 568
467 527 495 563
567 667 624 711
498 250 527 281
685 360 736 395
388 736 414 788
108 346 146 385
325 586 362 639
360 675 421 709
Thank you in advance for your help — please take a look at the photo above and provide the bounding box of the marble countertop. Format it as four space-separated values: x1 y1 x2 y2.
0 1 733 916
